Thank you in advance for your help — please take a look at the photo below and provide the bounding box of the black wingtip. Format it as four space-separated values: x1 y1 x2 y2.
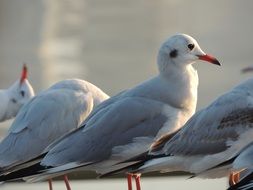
0 163 50 182
99 153 168 178
187 175 196 179
99 161 145 178
0 152 47 176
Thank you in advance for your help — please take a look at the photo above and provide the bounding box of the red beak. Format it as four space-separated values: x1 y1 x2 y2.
197 54 221 66
20 64 28 84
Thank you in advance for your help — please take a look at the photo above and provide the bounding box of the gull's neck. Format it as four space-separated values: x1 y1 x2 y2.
6 81 19 97
157 56 199 115
0 83 20 121
157 54 197 81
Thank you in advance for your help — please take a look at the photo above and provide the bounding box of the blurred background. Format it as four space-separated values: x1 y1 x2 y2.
0 0 253 189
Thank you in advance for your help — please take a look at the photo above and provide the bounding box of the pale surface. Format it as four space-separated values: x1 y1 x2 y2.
1 177 227 190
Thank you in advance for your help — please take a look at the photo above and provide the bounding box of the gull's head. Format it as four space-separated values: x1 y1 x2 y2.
8 64 35 108
157 34 220 72
2 64 35 121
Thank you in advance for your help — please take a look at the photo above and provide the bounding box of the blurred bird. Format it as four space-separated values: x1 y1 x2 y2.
0 79 109 190
0 64 34 122
108 77 253 189
241 66 253 73
0 34 220 190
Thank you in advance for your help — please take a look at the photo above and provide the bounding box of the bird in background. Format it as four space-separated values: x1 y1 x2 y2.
0 79 109 190
106 76 253 190
0 34 221 190
0 64 34 122
241 66 253 73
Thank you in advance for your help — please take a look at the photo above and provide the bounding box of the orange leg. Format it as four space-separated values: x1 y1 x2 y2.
229 172 236 186
234 172 240 184
63 175 71 190
127 173 133 190
229 171 242 186
48 179 53 190
133 174 142 190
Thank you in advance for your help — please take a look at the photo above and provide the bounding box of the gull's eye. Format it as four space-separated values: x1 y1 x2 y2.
187 44 195 51
20 90 25 97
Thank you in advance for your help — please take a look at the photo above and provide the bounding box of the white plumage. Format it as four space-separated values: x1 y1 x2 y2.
0 65 34 122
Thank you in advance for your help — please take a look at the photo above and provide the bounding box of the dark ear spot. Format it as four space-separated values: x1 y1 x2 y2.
11 98 17 103
170 49 178 58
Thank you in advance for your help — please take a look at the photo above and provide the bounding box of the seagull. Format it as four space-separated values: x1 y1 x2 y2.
0 34 220 190
0 64 34 122
224 65 253 190
109 77 253 189
0 79 109 190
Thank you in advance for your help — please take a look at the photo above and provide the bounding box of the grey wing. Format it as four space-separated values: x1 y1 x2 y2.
41 96 180 168
156 90 253 156
0 89 91 169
